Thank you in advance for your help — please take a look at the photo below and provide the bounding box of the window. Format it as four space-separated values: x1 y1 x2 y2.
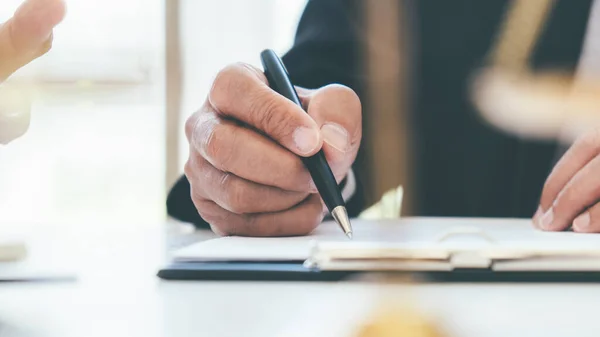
0 0 307 232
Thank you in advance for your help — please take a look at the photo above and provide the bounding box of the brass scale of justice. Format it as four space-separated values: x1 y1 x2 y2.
354 0 593 336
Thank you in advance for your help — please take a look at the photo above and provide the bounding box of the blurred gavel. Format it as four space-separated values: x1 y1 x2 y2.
472 0 600 143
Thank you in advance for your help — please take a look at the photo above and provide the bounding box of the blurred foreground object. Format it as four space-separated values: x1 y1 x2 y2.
471 0 600 143
0 0 66 144
359 186 404 220
356 277 445 337
472 69 600 142
356 306 444 337
0 85 30 144
0 236 26 262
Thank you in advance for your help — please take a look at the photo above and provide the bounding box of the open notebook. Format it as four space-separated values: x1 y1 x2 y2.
169 217 600 274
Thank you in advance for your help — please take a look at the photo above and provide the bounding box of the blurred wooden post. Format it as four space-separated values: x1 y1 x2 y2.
364 0 413 214
165 0 182 192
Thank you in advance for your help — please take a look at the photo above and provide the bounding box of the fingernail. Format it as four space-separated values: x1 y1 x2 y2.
533 206 542 221
573 212 591 231
540 207 554 230
293 127 320 155
321 123 349 152
532 206 542 228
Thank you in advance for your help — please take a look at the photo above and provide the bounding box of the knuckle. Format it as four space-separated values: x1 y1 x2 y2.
193 200 231 236
591 183 600 204
203 123 235 171
216 211 242 236
185 157 212 199
209 224 228 237
578 128 600 152
209 63 250 112
204 215 228 235
204 213 225 232
222 175 251 214
541 177 553 198
184 113 199 142
279 156 311 192
553 186 576 212
296 171 314 192
295 209 323 236
324 84 362 113
186 108 216 151
334 85 362 137
184 152 202 182
325 84 359 102
250 91 296 139
190 187 207 212
183 159 193 180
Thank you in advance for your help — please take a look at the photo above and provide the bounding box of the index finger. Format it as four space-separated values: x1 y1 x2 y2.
208 63 322 156
537 130 600 218
540 132 600 212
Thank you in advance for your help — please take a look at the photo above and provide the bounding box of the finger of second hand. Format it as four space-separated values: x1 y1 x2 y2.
538 130 600 217
543 154 600 231
572 207 594 233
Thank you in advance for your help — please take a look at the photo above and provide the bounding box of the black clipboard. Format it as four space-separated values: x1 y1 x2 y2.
157 262 356 282
157 262 600 283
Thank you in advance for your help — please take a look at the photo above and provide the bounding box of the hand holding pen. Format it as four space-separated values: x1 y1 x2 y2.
183 55 362 237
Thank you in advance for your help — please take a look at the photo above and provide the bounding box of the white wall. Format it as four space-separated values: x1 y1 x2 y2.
177 0 307 169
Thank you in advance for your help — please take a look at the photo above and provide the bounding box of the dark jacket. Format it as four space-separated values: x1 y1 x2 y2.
167 0 592 228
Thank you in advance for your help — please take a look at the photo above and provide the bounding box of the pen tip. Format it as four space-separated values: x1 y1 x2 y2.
331 206 353 239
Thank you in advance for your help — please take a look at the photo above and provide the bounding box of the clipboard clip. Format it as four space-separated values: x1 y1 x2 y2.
435 227 495 268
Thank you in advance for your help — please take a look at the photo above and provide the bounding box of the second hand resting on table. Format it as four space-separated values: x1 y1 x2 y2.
535 130 600 233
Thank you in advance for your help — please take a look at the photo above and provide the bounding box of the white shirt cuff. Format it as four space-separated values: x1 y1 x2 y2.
341 168 356 202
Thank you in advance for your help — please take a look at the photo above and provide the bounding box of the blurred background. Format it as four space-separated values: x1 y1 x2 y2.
0 0 308 232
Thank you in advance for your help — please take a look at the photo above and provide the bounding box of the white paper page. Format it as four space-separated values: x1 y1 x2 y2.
172 220 391 262
172 217 600 263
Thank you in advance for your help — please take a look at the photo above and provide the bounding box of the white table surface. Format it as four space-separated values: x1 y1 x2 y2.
0 222 598 337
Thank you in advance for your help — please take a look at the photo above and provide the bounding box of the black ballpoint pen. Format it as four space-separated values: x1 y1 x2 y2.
260 49 353 239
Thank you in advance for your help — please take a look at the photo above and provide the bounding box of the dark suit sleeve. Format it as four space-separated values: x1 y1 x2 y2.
166 0 367 228
282 0 368 217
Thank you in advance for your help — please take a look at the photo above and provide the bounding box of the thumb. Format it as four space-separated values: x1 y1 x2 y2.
301 84 362 181
0 0 66 80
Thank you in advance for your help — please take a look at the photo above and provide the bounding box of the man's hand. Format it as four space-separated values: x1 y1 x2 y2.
0 0 66 144
534 127 600 232
185 63 362 237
